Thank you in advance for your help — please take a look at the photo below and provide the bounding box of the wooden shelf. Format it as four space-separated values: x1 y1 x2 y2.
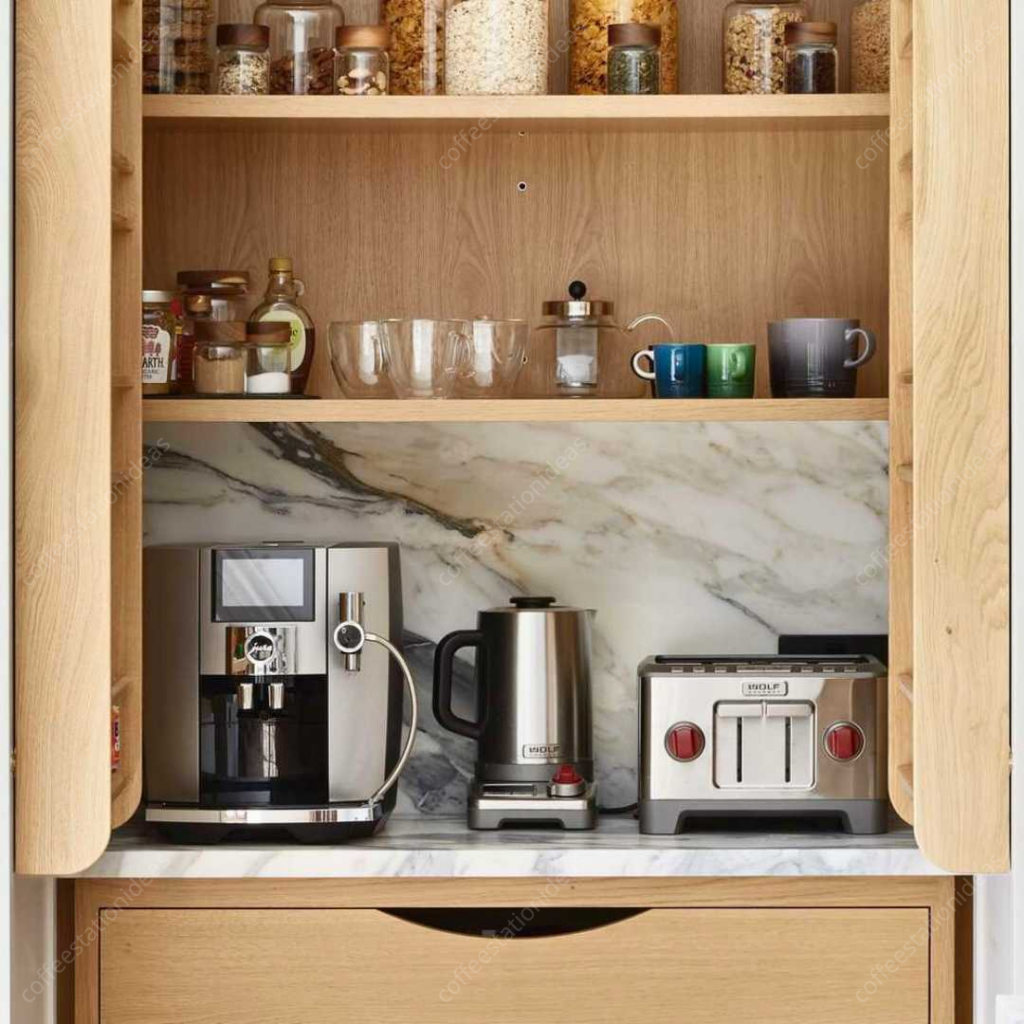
142 94 889 133
143 397 888 424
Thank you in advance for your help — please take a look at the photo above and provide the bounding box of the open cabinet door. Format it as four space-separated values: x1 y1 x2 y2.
15 0 143 874
910 0 1010 872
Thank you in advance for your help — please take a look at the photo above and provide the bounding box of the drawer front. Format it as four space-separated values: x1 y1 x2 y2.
100 907 929 1024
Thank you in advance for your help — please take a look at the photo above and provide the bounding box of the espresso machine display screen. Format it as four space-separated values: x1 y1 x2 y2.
212 549 315 622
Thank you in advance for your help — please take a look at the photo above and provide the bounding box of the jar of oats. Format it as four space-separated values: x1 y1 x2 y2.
723 0 807 94
569 0 677 95
445 0 548 95
382 0 445 94
851 0 889 93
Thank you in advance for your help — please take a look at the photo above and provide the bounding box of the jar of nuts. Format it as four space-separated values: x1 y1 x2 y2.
254 0 346 94
382 0 445 94
335 25 391 94
850 0 889 93
723 0 808 94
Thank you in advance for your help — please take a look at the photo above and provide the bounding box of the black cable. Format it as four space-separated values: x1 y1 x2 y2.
598 802 639 816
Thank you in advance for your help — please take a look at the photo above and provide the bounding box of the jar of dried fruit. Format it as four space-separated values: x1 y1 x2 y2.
445 0 548 95
254 0 345 94
570 0 677 95
723 0 808 94
850 0 889 93
382 0 444 94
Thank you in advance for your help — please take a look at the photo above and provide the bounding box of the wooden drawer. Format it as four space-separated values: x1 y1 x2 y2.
100 907 929 1024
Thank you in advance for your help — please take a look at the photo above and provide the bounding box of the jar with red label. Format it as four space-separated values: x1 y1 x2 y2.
142 290 179 395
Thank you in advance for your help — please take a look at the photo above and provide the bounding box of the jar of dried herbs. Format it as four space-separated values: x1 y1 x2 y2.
607 22 659 94
216 24 271 94
723 0 807 94
784 21 837 94
382 0 444 94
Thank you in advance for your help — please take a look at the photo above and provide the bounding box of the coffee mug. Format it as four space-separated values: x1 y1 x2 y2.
768 318 876 398
631 344 706 398
706 344 756 399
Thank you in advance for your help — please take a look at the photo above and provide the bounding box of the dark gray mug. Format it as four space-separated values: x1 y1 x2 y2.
768 318 876 398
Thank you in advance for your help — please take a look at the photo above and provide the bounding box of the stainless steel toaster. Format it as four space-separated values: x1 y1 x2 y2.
639 655 888 835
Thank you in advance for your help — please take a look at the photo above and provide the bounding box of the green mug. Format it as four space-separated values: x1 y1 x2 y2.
706 344 756 398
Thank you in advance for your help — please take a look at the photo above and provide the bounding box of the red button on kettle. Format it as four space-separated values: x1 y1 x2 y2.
666 723 705 762
824 722 865 762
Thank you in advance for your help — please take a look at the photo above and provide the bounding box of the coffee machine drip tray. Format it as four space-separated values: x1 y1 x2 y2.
145 803 386 843
468 780 598 831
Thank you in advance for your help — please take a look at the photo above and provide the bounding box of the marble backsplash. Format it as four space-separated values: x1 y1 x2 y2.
142 420 889 814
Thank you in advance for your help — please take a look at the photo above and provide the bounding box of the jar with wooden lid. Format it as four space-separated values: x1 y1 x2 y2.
569 0 676 95
216 24 271 94
607 22 660 94
382 0 444 94
193 320 247 395
176 270 251 321
175 292 212 393
850 0 889 93
784 21 837 94
254 0 345 94
723 0 808 94
245 322 293 395
142 291 179 395
335 25 391 94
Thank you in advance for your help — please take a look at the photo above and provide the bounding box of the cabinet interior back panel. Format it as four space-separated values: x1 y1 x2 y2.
142 126 889 398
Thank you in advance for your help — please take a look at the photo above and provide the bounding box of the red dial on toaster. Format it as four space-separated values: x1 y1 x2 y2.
666 723 705 762
824 722 865 762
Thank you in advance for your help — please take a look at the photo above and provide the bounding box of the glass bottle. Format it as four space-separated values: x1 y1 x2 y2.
381 0 444 95
607 22 660 94
216 24 272 94
569 0 677 95
335 25 391 94
254 0 345 94
723 0 808 94
248 257 316 394
142 0 215 94
784 22 838 94
850 0 889 93
141 291 179 395
444 0 548 96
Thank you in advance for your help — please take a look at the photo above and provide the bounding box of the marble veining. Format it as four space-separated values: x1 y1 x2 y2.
143 420 889 815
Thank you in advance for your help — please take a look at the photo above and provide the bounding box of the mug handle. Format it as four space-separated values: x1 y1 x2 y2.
843 328 877 369
625 313 675 336
631 348 656 381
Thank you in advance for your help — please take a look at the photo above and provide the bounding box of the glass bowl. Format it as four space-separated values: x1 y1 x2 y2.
381 318 470 399
328 320 396 398
455 318 529 398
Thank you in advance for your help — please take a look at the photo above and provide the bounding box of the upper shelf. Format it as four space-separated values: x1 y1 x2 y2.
142 94 890 133
143 398 889 423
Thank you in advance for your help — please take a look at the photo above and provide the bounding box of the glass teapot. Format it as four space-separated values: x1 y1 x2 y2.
537 281 673 397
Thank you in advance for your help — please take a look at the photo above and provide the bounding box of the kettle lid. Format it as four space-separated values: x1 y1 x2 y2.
492 596 594 616
509 596 557 609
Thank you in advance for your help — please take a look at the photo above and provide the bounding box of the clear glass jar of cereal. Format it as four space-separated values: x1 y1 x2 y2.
850 0 889 93
723 0 808 94
382 0 444 94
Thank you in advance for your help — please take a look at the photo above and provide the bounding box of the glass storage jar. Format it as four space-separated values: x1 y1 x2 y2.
850 0 889 93
176 270 251 322
723 0 808 94
193 321 247 395
142 291 179 395
245 323 294 394
382 0 444 94
142 0 216 94
175 292 212 393
607 22 660 94
569 0 676 95
335 25 391 94
784 21 837 93
216 24 271 94
254 0 345 94
444 0 548 95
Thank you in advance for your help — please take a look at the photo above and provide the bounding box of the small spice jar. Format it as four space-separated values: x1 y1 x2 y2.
175 292 212 394
176 270 251 322
723 0 808 94
607 22 660 94
335 25 390 95
784 21 838 93
193 320 247 395
850 0 889 93
245 322 293 395
216 24 271 94
142 291 179 395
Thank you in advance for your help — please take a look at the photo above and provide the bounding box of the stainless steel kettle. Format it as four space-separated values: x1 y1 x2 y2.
433 596 595 782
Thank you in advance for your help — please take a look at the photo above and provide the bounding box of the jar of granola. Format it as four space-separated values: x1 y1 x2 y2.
850 0 889 93
254 0 346 94
723 0 808 94
382 0 444 94
570 0 677 94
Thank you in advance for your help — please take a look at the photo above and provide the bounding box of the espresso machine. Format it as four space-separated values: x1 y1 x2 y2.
433 596 597 829
143 543 417 842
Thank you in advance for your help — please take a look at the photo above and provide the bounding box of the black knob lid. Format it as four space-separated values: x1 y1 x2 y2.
510 596 556 609
567 280 587 300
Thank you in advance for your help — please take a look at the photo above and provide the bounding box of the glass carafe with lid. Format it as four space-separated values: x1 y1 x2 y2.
254 0 345 94
536 281 672 398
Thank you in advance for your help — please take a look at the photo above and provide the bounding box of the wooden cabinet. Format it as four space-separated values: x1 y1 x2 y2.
13 0 1009 875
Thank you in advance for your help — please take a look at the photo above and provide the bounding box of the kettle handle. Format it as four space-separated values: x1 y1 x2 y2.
433 629 485 740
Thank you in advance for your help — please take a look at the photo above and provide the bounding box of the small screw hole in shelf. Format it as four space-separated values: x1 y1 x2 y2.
517 181 528 193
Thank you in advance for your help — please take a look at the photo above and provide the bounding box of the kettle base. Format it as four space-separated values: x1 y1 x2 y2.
467 779 598 830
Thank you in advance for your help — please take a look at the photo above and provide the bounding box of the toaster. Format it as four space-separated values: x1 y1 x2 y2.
639 655 888 835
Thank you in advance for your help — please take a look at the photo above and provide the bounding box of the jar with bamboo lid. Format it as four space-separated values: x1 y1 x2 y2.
335 25 391 95
193 320 247 395
784 21 838 94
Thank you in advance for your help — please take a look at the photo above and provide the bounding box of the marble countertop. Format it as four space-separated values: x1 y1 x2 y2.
77 815 944 879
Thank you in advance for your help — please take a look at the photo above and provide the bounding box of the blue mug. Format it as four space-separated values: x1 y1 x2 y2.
631 344 707 398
